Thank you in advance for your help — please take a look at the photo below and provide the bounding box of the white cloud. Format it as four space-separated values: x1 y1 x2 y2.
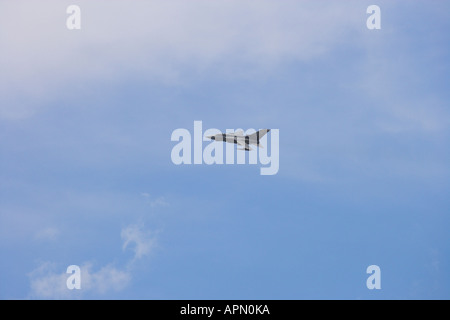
0 0 362 119
28 262 131 299
150 197 169 208
79 263 131 295
28 262 72 299
141 193 169 208
121 223 157 261
28 222 156 299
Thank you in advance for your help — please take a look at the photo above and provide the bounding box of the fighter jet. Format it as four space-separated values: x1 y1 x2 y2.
206 129 270 151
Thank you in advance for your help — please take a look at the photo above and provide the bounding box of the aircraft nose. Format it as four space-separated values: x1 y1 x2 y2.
209 136 215 140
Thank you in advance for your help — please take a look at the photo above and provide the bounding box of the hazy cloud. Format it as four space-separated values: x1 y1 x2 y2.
28 262 71 299
28 262 131 299
0 0 362 119
35 227 60 241
121 223 157 261
141 193 169 208
28 222 156 299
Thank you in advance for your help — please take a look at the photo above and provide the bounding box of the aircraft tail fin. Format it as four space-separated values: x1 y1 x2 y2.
248 129 270 142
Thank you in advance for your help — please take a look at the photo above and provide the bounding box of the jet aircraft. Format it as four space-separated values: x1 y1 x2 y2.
206 129 270 151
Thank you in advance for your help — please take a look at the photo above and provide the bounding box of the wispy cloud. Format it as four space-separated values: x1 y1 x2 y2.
28 222 157 299
121 223 157 261
28 262 131 299
141 193 169 208
80 263 131 295
28 262 72 299
34 227 60 242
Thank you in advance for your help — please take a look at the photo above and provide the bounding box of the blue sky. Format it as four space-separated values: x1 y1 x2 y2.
0 0 449 299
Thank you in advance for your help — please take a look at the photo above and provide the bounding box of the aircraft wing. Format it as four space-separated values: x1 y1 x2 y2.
236 139 252 151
